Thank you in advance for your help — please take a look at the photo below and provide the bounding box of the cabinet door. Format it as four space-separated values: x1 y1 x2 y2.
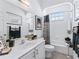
35 42 45 59
19 50 36 59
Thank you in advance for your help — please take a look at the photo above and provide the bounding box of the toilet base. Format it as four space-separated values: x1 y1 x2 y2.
45 51 53 58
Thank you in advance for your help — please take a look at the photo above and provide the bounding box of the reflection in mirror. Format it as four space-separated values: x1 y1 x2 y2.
73 26 79 57
8 26 21 39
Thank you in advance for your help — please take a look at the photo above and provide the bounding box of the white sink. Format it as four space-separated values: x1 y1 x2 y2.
14 39 35 50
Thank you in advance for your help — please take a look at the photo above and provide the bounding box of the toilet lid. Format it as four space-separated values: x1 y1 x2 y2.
45 45 54 49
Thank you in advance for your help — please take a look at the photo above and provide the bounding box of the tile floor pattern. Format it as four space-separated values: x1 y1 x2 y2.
45 52 73 59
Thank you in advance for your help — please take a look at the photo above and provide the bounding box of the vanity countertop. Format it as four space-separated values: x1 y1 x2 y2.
0 38 45 59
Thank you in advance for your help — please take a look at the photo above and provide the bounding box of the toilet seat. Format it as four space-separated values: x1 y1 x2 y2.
45 45 54 49
45 44 54 52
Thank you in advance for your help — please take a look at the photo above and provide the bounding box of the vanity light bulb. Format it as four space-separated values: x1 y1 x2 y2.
19 0 29 6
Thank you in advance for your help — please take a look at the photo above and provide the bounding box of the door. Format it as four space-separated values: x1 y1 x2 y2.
35 43 45 59
19 50 35 59
43 15 50 44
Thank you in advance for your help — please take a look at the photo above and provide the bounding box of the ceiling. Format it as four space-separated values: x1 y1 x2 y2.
5 0 73 14
37 0 73 10
74 0 79 9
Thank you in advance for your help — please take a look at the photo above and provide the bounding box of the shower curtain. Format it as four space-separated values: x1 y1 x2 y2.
43 15 50 44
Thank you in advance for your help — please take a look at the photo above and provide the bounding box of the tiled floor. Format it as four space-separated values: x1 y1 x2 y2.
45 52 73 59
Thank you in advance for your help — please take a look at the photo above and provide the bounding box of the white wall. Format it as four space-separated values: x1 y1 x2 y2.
0 0 25 15
0 0 43 39
33 16 43 38
6 0 43 16
0 0 28 39
73 0 79 27
25 13 43 38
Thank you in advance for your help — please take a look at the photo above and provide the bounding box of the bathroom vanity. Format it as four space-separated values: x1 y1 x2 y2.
0 38 45 59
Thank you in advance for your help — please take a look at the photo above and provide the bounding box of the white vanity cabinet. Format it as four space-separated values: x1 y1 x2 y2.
19 50 35 59
0 39 45 59
35 43 45 59
19 42 45 59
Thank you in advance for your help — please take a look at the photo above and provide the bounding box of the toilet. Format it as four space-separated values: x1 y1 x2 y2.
45 44 55 58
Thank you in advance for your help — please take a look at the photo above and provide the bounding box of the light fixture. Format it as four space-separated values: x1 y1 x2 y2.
19 0 29 7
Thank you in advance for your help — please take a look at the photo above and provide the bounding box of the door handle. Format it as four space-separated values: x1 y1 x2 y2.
36 49 38 54
33 51 36 58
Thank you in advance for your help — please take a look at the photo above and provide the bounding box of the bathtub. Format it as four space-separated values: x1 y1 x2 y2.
50 41 73 56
